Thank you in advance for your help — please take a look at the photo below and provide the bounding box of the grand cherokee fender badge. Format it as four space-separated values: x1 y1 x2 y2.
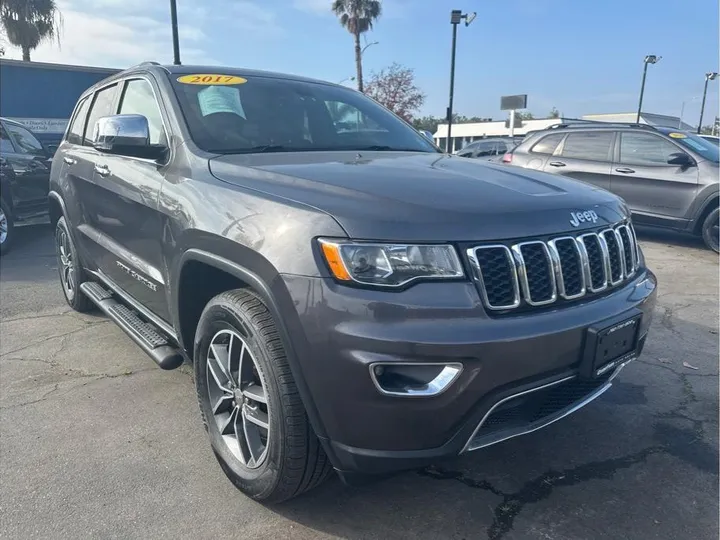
570 210 599 227
116 260 158 292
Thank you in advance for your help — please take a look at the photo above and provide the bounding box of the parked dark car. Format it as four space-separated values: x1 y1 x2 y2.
50 63 657 502
0 117 54 254
505 123 720 251
456 137 518 161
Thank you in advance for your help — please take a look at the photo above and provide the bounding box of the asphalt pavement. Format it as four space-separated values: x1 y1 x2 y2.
1 224 718 540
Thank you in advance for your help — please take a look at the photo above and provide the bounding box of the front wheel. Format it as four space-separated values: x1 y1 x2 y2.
194 289 332 502
701 207 719 253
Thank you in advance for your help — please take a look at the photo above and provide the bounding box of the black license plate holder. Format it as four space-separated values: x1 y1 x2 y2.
580 311 642 379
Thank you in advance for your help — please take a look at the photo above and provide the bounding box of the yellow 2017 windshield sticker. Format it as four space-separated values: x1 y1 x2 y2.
177 74 247 85
668 132 687 139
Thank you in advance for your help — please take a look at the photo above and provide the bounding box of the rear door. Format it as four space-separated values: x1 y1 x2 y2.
82 76 171 321
541 130 615 191
610 131 699 223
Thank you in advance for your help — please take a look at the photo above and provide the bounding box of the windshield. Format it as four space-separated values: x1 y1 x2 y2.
4 122 47 158
661 130 719 163
169 73 439 154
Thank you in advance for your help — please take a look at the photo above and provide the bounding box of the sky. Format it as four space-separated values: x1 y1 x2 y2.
3 0 719 125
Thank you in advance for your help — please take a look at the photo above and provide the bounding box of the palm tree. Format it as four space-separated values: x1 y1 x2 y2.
1 0 61 61
331 0 381 93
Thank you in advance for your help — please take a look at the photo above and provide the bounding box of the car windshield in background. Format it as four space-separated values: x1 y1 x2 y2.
169 74 439 154
660 130 719 163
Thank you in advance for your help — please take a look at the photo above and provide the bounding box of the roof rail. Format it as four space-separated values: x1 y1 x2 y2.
547 122 658 131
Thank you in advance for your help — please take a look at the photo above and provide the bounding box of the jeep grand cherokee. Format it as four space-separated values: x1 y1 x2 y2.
49 63 657 502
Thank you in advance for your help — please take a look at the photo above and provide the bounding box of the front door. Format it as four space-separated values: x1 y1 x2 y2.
542 130 615 191
610 131 699 225
81 77 171 321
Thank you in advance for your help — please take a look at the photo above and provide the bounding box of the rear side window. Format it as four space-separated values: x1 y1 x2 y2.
0 125 14 153
619 132 684 165
560 132 614 161
118 79 166 145
84 84 119 146
531 133 564 154
66 97 90 145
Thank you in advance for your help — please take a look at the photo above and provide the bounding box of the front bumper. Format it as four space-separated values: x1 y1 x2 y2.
279 268 657 476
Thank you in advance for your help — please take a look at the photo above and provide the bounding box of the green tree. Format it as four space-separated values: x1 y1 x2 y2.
332 0 381 93
548 107 560 118
1 0 61 61
518 112 535 120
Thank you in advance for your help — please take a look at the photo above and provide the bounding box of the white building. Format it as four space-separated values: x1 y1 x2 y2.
433 112 695 153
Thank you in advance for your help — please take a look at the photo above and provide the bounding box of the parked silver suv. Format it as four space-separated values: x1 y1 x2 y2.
505 124 720 251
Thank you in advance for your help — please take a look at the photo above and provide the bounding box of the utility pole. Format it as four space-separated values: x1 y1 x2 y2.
446 10 476 153
170 0 181 65
636 55 660 123
698 72 718 134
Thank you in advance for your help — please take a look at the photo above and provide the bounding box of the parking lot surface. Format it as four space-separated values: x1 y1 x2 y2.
1 224 718 540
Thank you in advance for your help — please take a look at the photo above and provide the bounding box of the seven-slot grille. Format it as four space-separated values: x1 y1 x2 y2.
467 223 639 311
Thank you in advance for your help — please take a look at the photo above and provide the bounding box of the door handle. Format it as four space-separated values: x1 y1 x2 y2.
548 161 566 167
615 167 635 174
94 164 111 177
63 156 77 166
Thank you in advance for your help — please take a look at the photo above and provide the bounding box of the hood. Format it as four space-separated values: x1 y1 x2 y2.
209 152 628 242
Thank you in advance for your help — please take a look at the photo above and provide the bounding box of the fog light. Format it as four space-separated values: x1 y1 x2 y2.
370 363 463 397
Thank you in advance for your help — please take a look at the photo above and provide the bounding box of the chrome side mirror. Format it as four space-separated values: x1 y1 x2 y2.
93 114 165 160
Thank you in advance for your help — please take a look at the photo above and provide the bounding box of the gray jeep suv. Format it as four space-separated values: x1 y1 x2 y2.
50 63 657 502
505 123 720 251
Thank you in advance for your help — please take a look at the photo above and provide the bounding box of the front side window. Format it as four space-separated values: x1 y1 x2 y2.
84 84 118 146
531 133 564 155
660 131 719 163
118 79 166 145
169 74 438 154
66 97 90 145
560 132 614 161
619 133 682 165
4 122 46 157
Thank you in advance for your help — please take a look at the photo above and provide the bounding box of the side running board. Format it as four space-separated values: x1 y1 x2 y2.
80 281 184 370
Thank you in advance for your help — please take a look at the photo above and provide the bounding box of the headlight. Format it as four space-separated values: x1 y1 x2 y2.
318 239 464 287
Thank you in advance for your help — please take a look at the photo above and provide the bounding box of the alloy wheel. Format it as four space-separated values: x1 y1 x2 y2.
710 214 719 252
0 207 7 245
57 228 75 300
206 329 270 469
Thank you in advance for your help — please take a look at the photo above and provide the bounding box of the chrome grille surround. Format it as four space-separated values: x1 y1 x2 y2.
467 222 640 312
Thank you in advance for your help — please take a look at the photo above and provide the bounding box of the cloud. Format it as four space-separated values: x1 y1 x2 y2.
2 0 280 67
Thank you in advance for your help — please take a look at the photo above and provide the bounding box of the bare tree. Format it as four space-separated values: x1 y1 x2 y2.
364 63 425 122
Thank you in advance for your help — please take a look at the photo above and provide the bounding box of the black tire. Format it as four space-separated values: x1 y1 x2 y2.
55 216 94 312
0 198 14 256
701 207 720 253
194 289 332 502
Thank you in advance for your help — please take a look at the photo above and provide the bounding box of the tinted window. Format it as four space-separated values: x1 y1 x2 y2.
118 79 165 145
475 141 499 156
170 75 437 154
5 122 46 157
0 125 15 154
561 132 613 161
66 97 90 145
663 132 719 163
619 133 682 165
531 133 564 154
84 84 118 146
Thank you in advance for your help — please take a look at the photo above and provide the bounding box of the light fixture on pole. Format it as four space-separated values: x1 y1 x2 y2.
698 72 718 134
636 54 660 124
361 41 379 56
169 0 181 65
446 10 476 153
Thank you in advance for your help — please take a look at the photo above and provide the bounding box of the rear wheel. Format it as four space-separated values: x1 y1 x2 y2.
194 289 332 502
0 198 14 256
55 216 94 312
701 207 719 253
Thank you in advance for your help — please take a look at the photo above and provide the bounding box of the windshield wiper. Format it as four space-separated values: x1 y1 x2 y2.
353 145 426 152
247 145 290 153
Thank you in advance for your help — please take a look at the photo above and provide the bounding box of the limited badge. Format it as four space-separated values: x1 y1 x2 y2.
176 74 247 85
668 132 687 139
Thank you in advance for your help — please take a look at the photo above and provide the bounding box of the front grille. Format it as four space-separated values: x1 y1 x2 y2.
468 222 639 312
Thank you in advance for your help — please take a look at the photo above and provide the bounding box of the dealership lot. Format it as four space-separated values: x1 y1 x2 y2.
0 225 717 540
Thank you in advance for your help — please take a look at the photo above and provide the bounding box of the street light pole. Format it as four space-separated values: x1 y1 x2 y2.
636 55 660 124
170 0 181 65
446 10 476 153
698 72 718 134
